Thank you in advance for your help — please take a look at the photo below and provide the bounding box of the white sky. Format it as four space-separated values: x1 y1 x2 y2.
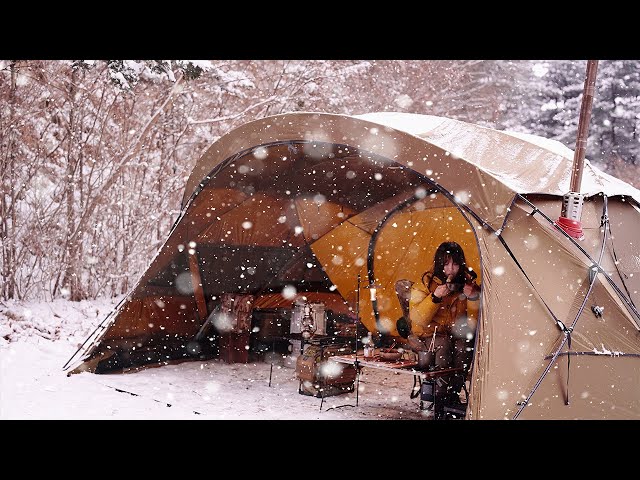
0 297 433 420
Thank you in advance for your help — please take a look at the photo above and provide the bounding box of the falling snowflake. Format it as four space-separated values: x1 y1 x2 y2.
313 194 326 205
282 285 297 299
211 312 233 332
454 191 470 204
394 94 414 109
253 147 268 160
175 272 193 294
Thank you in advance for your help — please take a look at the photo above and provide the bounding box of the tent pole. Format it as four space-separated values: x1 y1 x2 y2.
366 191 436 331
355 273 360 354
188 250 209 324
355 273 360 406
557 60 599 240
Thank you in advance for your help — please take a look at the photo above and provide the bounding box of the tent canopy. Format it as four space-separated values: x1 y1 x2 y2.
66 112 640 420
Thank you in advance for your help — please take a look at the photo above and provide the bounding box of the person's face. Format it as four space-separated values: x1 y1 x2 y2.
443 256 460 279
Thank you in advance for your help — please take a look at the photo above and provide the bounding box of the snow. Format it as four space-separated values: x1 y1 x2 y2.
501 129 575 159
1 298 432 420
356 111 448 137
357 111 640 203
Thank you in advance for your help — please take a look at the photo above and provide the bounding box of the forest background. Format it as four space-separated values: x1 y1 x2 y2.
1 59 638 304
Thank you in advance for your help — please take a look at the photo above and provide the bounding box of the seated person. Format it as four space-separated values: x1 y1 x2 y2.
397 241 480 416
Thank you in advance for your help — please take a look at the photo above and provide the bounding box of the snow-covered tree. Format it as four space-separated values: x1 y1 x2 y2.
517 60 640 178
1 59 637 302
590 60 639 166
0 61 212 300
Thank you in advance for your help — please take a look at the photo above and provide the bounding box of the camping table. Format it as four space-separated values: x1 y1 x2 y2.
329 353 463 410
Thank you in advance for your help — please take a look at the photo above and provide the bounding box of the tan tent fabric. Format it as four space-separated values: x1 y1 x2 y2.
358 112 640 202
470 198 640 419
182 112 640 226
66 112 640 420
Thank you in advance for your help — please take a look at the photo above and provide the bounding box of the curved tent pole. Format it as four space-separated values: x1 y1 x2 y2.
365 178 487 331
190 138 496 318
365 190 438 331
365 168 497 330
495 237 569 331
513 196 610 419
181 145 271 210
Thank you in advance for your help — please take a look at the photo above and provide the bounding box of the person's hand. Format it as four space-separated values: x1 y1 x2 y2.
433 284 450 299
396 317 411 338
464 282 481 300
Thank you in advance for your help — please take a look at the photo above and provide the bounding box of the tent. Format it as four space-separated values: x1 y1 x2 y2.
65 112 640 420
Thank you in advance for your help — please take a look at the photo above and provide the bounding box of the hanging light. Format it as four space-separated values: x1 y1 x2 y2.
363 282 383 334
364 283 383 302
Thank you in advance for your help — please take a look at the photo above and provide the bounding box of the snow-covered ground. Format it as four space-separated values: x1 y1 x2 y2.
1 297 432 420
